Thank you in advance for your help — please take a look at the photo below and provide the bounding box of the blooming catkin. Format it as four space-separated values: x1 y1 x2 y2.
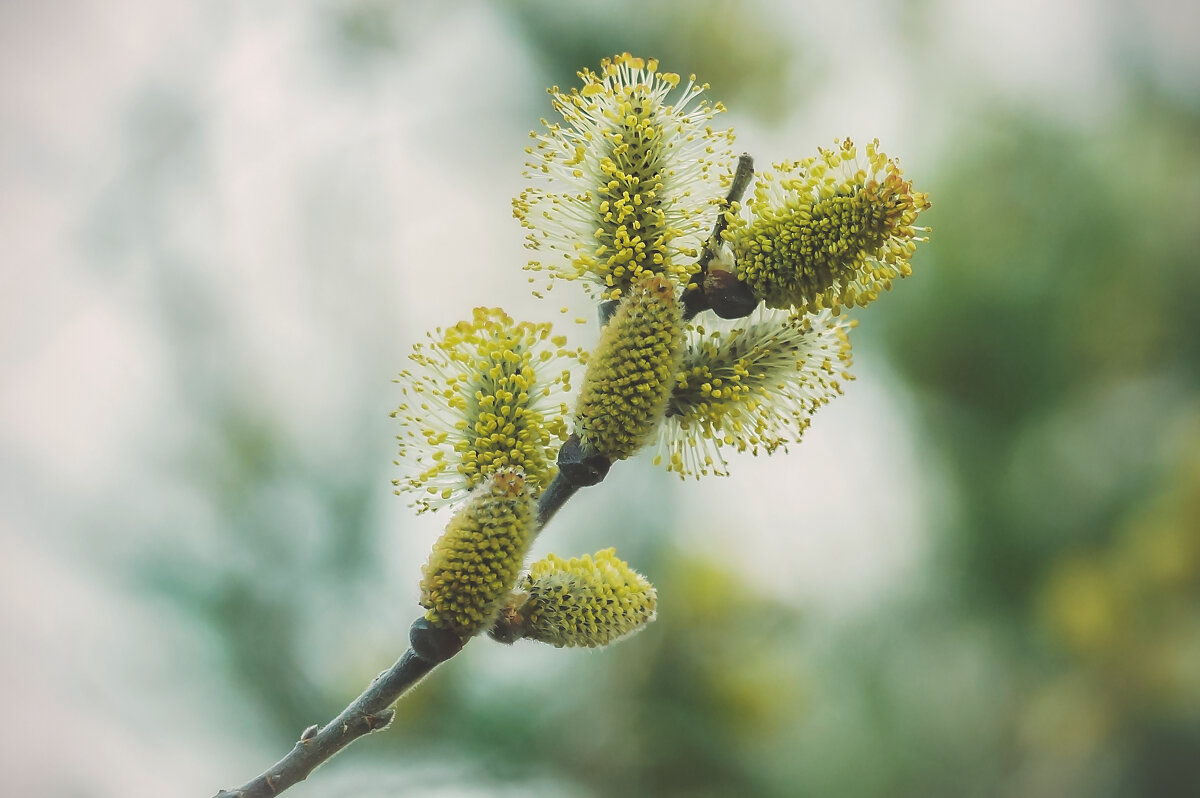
393 307 576 513
658 308 854 477
515 53 734 301
519 549 658 648
728 138 930 315
419 470 536 639
574 275 684 461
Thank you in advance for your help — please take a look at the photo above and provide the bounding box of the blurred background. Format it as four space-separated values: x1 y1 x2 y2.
2 1 1198 796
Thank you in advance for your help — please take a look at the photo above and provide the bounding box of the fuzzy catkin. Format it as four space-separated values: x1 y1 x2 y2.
729 139 930 315
521 549 658 648
419 470 536 638
574 275 684 461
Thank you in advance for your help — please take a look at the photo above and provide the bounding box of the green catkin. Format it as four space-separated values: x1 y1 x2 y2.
419 470 537 639
520 548 658 648
574 275 685 461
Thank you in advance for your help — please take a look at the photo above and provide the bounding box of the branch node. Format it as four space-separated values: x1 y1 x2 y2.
409 617 465 663
556 434 611 487
704 268 758 319
299 724 319 743
366 709 395 731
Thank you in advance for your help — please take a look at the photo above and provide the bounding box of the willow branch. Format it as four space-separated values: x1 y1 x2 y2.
213 466 591 797
213 451 595 798
212 643 445 798
536 471 580 529
213 154 759 798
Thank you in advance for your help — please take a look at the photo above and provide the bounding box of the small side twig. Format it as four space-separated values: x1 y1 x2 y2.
699 152 755 274
684 153 755 319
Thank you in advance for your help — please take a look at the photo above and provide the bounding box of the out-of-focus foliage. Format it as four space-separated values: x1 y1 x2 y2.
884 97 1200 610
872 90 1200 795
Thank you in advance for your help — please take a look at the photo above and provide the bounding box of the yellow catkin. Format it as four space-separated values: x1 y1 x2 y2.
419 470 536 639
515 53 735 301
520 548 657 648
729 138 931 315
658 308 854 478
393 307 578 513
574 275 684 461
